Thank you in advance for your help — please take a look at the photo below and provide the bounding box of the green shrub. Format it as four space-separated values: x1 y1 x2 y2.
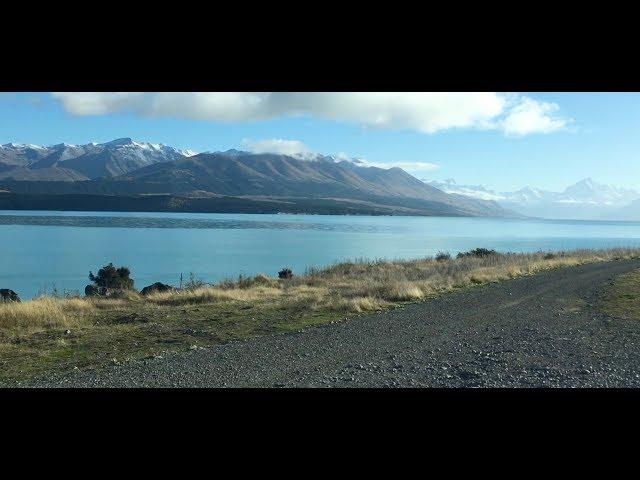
88 263 134 291
457 248 499 259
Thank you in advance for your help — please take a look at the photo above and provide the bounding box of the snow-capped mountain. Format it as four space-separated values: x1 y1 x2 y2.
560 178 639 205
426 178 640 220
424 179 508 202
0 139 197 181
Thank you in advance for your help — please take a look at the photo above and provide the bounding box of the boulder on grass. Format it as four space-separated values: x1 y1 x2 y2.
0 289 20 303
140 282 175 296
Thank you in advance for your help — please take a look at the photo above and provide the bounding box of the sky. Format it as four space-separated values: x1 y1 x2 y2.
1 92 639 192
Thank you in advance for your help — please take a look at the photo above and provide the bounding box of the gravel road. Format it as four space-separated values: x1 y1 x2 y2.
26 259 640 388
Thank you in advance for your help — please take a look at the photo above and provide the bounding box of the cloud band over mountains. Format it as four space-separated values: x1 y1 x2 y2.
51 93 571 136
240 138 440 173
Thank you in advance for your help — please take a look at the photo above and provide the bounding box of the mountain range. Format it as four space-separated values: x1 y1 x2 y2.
0 139 516 218
0 139 195 181
426 178 640 220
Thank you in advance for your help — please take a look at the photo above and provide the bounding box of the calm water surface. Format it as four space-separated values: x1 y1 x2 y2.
2 210 640 299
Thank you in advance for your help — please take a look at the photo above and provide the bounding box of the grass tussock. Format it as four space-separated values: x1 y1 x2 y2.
326 296 386 313
146 285 282 306
599 268 640 321
0 297 94 333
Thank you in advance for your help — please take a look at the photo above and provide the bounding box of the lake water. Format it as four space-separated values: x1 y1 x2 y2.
2 210 640 299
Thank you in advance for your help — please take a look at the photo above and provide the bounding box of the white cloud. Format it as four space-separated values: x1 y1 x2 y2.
242 138 312 156
500 97 569 135
51 92 149 115
359 160 440 172
51 92 571 136
238 139 439 173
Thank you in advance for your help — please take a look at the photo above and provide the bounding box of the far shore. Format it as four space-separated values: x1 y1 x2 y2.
0 191 527 218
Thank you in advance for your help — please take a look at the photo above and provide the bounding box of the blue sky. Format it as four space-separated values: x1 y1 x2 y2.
1 92 638 192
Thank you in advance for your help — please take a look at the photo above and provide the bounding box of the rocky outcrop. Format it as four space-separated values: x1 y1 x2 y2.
0 289 20 302
140 282 175 296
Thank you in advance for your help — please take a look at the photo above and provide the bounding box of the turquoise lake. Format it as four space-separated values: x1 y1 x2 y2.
2 210 640 299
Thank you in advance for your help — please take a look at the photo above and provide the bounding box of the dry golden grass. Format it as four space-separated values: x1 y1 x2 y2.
0 297 94 334
326 296 385 313
145 247 640 314
146 285 283 306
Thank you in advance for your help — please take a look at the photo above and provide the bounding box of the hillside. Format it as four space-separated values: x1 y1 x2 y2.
117 151 513 217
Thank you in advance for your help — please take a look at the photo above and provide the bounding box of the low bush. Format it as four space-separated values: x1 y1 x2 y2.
87 263 134 296
457 248 499 259
237 274 279 289
278 268 293 279
435 252 451 262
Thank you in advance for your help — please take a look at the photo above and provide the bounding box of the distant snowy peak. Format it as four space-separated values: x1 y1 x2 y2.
426 177 640 209
561 177 639 205
425 179 507 201
103 138 198 157
506 186 554 203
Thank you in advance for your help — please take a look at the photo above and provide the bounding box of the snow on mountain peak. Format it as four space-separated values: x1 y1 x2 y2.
1 142 46 150
105 138 134 146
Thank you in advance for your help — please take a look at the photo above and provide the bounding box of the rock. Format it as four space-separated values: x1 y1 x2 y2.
0 289 20 302
140 282 175 296
458 370 479 380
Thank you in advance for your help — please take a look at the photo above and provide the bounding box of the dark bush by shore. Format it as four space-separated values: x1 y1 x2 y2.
0 289 20 303
457 248 499 259
86 263 135 297
435 252 451 262
278 268 293 279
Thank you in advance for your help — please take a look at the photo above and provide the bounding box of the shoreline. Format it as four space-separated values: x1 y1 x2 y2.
3 207 640 225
